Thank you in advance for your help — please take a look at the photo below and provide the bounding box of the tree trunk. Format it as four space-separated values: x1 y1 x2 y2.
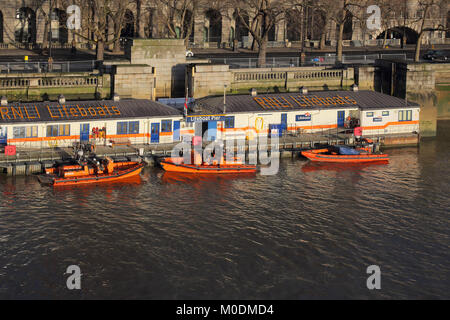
257 40 267 67
96 40 105 61
258 39 267 68
414 33 424 62
113 38 121 53
336 22 344 63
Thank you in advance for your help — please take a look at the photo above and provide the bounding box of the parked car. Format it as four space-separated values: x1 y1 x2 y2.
311 56 325 65
186 50 194 58
422 50 448 61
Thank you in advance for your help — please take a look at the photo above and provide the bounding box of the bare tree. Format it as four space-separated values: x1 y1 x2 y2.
326 0 366 63
412 0 449 61
232 0 286 67
68 0 133 61
154 0 197 42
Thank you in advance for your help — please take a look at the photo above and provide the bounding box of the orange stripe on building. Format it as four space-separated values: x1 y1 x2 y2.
8 135 80 143
362 121 418 130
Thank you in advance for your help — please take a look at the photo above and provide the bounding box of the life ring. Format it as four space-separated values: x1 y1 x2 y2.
255 117 264 131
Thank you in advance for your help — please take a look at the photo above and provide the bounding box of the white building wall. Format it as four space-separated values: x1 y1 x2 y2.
360 108 420 136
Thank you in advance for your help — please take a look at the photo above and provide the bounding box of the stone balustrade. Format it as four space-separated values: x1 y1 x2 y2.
0 72 110 101
189 64 354 98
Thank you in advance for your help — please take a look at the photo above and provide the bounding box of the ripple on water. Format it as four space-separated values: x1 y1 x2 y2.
1 124 450 299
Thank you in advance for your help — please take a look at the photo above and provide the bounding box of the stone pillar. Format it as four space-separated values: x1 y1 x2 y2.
3 6 16 43
221 9 234 47
329 20 337 44
193 12 205 45
36 4 49 44
113 65 155 100
276 19 285 43
126 39 187 98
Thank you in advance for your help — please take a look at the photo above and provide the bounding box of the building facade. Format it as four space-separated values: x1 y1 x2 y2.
0 90 420 149
0 0 448 49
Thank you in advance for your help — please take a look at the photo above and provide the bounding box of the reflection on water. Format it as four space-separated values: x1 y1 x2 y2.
0 122 449 299
160 171 256 185
301 161 389 173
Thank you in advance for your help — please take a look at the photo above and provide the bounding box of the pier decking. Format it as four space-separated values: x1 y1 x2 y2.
0 130 418 176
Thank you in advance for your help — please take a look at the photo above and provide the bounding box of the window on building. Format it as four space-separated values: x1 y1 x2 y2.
161 120 172 132
366 112 374 117
46 124 69 137
406 110 412 121
13 127 26 139
59 124 70 136
117 121 140 135
382 111 389 116
129 121 139 134
224 116 235 128
117 122 128 135
399 110 412 121
13 126 38 139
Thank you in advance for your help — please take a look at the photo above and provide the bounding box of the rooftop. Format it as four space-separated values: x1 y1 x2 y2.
0 99 181 124
195 90 420 115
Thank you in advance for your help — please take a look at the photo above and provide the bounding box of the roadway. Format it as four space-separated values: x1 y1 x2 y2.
0 45 448 64
192 45 450 61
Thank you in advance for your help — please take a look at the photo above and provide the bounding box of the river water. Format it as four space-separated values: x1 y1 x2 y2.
1 122 449 299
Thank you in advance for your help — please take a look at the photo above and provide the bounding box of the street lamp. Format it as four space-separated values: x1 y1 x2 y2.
223 84 227 114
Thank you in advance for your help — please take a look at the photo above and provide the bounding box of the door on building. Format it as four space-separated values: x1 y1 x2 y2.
173 121 180 141
151 123 160 143
0 126 8 144
0 126 7 145
337 111 345 127
207 121 217 141
80 123 90 142
281 113 287 132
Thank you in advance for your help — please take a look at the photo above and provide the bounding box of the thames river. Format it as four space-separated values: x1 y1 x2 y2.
0 122 449 299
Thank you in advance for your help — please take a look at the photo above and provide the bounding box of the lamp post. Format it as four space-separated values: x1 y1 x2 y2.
223 84 227 114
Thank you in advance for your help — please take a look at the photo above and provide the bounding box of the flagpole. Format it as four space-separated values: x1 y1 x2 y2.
184 86 188 118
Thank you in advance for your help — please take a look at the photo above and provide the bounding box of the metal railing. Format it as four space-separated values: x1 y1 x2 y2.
0 60 98 73
212 53 407 69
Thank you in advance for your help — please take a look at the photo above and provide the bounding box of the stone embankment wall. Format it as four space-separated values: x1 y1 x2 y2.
0 71 110 101
188 64 354 98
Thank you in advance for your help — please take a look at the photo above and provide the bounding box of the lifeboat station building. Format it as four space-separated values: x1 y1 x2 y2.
0 89 420 149
0 98 184 148
189 89 420 141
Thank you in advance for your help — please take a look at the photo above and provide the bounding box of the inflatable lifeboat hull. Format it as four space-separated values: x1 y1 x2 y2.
301 149 389 163
160 160 257 174
39 162 145 186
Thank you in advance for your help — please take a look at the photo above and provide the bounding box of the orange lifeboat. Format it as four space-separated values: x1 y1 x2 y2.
301 146 389 163
39 157 144 186
160 152 257 174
